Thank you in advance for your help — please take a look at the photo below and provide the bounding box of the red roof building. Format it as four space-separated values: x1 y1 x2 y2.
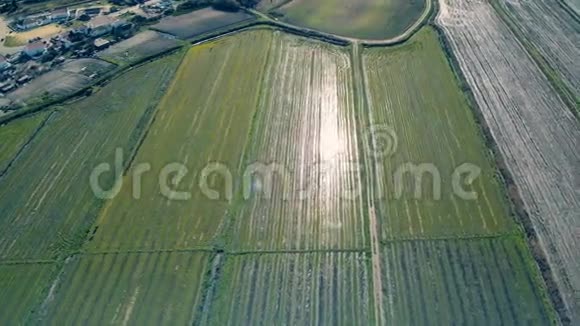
23 41 47 57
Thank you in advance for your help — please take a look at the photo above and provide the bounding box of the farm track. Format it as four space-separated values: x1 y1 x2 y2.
351 40 384 326
0 232 525 266
0 231 532 263
437 0 580 321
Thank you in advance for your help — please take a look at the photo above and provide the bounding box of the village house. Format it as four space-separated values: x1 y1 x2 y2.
0 55 11 71
13 8 71 31
16 74 32 84
86 16 122 37
77 7 102 18
93 38 111 50
58 34 74 49
0 81 16 93
71 25 89 36
51 8 71 22
14 13 51 31
23 41 47 58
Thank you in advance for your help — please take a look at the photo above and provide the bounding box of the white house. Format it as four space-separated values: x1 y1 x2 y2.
86 16 122 37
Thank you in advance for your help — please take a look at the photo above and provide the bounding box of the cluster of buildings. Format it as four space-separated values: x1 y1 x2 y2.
12 8 71 31
1 11 134 98
0 0 176 101
0 53 36 94
138 0 174 19
17 15 130 59
12 0 174 32
10 5 120 32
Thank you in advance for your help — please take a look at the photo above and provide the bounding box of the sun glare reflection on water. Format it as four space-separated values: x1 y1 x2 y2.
316 63 350 236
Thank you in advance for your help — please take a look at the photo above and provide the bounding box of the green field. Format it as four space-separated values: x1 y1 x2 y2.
227 32 368 251
88 30 367 253
381 238 555 324
87 31 273 252
272 0 427 39
0 53 182 260
362 28 514 240
0 112 49 174
200 252 373 325
0 263 56 324
39 252 209 324
362 28 555 323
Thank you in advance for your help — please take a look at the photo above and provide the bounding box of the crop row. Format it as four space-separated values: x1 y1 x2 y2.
88 30 369 253
363 28 514 240
227 32 368 251
23 238 554 325
36 252 209 325
381 237 554 324
0 263 56 325
0 53 183 260
0 25 565 324
199 252 373 325
497 0 579 105
0 111 49 175
437 0 580 319
87 30 274 252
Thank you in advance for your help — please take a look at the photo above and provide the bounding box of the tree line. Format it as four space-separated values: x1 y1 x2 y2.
177 0 261 12
0 0 18 13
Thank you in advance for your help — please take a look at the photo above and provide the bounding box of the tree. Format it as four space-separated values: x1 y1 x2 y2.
0 0 18 13
212 0 239 12
236 0 260 8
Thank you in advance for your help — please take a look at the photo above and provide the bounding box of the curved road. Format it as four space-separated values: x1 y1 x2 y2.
248 0 433 46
